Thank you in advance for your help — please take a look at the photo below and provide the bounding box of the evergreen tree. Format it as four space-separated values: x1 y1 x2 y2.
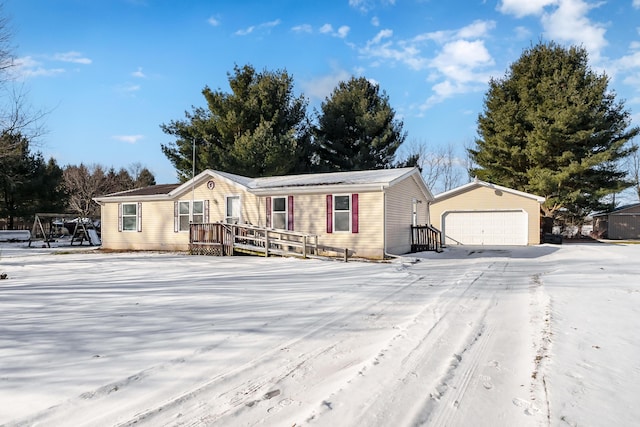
161 64 312 181
470 41 639 219
315 76 406 171
0 133 64 228
135 167 156 187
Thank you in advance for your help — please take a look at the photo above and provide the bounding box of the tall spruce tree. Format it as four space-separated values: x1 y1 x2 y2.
315 76 406 171
0 133 65 228
161 64 312 181
470 41 639 219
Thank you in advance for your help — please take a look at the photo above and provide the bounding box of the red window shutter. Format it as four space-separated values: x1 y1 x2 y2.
137 202 142 232
326 195 333 233
352 194 359 233
288 195 294 231
118 203 123 232
266 197 271 228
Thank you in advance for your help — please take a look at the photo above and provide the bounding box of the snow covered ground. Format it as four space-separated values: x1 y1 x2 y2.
1 242 638 426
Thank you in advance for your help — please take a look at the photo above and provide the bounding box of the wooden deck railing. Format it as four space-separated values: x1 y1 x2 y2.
189 223 234 255
411 224 443 253
190 222 318 258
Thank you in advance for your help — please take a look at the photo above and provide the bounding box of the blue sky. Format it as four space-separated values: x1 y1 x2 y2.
6 0 640 185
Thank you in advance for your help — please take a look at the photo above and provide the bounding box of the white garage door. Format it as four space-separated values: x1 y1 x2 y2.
443 210 528 245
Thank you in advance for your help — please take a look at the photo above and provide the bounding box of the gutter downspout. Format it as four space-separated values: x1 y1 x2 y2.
382 186 400 260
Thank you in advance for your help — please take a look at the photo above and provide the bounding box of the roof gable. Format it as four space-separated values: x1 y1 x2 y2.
434 179 545 203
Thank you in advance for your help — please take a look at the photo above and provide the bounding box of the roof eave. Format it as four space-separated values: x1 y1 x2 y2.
434 180 545 203
251 182 391 196
93 194 173 203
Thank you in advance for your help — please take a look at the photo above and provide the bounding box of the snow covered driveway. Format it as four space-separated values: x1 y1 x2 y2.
1 243 639 426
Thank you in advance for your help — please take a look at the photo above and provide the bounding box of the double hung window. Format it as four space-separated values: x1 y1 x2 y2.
333 195 351 232
121 203 138 231
178 200 204 231
272 197 287 230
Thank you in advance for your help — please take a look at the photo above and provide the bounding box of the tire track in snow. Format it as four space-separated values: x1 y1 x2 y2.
302 261 508 426
111 265 428 426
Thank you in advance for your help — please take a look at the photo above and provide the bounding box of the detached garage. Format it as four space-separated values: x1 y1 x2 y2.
430 179 545 246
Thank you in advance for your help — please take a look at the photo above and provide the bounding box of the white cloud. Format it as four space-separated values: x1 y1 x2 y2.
292 24 312 33
371 16 380 27
498 0 558 17
116 83 141 94
541 0 608 61
319 23 333 34
131 67 146 78
371 29 393 44
12 56 65 78
112 135 144 144
319 23 350 38
300 68 352 100
514 26 533 40
208 16 220 26
431 40 494 82
634 0 640 9
456 20 497 39
361 35 426 70
235 19 280 36
336 25 350 38
412 20 496 44
349 0 370 12
423 39 495 107
52 51 92 64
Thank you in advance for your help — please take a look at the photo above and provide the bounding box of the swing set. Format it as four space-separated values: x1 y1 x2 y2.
28 213 101 248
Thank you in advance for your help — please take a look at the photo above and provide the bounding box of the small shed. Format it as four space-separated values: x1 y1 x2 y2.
430 179 545 246
593 203 640 240
93 167 433 259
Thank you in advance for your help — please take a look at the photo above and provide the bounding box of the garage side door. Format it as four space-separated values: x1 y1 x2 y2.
442 210 527 245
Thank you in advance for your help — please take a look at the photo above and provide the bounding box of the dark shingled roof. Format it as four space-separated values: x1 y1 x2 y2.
104 183 180 198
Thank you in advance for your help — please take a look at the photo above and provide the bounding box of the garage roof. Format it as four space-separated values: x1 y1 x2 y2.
434 178 545 203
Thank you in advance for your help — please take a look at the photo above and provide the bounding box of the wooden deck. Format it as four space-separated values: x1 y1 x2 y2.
191 222 444 259
190 223 319 259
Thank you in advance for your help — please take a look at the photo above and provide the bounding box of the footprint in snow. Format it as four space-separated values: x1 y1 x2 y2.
512 397 540 415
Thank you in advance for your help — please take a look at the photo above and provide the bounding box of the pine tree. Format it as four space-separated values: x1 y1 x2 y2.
315 76 406 171
161 64 311 181
470 41 639 219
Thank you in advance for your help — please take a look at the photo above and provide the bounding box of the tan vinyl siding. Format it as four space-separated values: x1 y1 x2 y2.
385 175 430 255
431 185 541 245
98 169 433 258
101 200 187 251
100 179 260 251
278 191 385 259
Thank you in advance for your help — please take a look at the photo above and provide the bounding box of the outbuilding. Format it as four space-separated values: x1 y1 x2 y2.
93 167 434 259
593 203 640 240
430 179 545 246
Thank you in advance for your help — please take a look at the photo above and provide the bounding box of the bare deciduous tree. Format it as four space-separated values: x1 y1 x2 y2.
0 6 47 157
63 164 109 217
399 140 466 194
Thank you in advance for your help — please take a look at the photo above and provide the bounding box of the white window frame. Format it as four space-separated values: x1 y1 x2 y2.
225 195 241 224
271 196 288 230
121 202 138 232
333 194 351 233
178 200 204 232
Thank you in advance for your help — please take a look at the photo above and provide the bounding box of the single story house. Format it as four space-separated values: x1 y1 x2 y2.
593 203 640 240
430 179 545 246
93 167 433 259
